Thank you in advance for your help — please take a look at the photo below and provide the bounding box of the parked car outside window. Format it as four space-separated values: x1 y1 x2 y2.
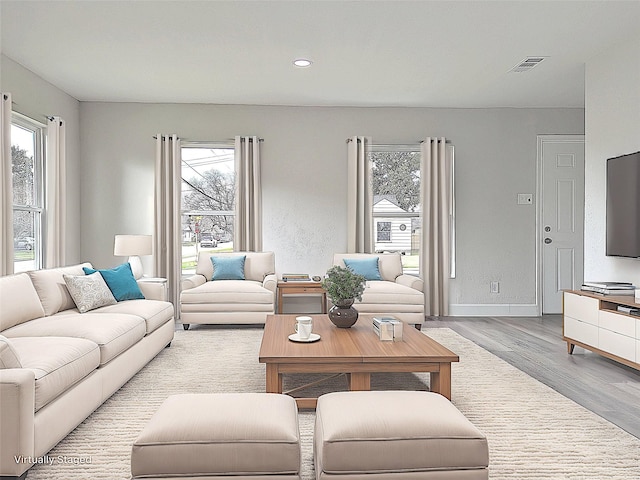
200 234 217 248
14 237 35 250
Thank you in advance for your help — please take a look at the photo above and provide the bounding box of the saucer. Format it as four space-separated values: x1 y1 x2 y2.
288 333 321 343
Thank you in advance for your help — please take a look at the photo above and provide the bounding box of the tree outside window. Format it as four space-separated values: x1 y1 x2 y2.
181 145 235 275
12 117 44 273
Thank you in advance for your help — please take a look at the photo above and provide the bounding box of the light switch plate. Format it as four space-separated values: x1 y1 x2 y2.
517 193 533 205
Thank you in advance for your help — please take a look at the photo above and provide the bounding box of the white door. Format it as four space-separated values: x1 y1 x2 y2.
539 136 585 314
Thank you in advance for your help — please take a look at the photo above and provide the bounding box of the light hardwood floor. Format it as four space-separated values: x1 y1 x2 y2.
424 315 640 439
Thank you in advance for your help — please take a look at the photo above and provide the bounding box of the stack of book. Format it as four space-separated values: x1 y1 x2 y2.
581 281 637 295
617 305 640 315
282 273 311 282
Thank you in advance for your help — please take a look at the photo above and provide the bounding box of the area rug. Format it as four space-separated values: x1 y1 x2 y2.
27 327 640 479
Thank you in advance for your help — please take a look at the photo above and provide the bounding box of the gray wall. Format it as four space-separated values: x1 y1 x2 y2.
1 55 82 264
79 102 583 311
584 30 640 283
1 53 588 312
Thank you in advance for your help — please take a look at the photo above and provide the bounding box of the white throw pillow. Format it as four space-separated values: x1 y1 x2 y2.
63 272 117 313
0 335 22 369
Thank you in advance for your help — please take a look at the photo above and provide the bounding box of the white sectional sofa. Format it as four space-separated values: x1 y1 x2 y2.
0 263 175 480
180 251 277 328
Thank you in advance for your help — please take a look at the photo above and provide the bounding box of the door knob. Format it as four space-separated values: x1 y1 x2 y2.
544 238 552 244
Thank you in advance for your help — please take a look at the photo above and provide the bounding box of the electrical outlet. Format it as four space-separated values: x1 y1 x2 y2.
490 281 500 293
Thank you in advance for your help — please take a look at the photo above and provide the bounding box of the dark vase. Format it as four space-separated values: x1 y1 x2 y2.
328 299 359 328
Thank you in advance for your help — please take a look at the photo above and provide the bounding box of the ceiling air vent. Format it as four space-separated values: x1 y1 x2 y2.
510 57 547 73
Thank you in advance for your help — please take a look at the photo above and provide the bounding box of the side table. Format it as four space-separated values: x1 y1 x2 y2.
277 281 327 314
138 277 168 301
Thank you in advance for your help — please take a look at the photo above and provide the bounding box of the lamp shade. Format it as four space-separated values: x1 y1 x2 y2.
114 235 153 256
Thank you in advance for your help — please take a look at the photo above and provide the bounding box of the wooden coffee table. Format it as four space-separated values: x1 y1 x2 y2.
258 314 459 408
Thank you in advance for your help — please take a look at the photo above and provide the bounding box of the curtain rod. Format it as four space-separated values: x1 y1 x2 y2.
346 138 449 144
6 97 63 123
153 136 264 142
46 116 64 126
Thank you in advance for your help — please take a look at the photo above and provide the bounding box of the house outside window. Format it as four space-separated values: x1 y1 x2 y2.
180 144 235 275
369 145 420 275
12 115 44 273
376 221 391 242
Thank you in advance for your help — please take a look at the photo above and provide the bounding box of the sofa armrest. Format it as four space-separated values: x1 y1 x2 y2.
181 274 207 292
263 274 277 294
0 369 35 477
396 274 424 292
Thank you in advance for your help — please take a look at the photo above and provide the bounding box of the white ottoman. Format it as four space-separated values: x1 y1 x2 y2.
132 393 301 479
314 391 489 479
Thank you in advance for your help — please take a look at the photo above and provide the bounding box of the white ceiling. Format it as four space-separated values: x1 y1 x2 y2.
2 0 640 108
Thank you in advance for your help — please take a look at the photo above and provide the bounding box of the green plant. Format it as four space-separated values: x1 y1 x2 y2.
321 265 366 303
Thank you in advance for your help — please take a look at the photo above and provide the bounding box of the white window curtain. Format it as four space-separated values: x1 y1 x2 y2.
0 93 13 276
45 116 66 268
420 137 453 316
347 136 373 253
154 134 182 318
234 136 262 252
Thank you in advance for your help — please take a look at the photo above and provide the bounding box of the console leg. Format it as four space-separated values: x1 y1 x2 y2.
567 342 575 354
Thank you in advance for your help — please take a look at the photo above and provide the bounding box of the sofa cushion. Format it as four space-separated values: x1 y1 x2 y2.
343 257 382 281
315 391 488 476
334 253 402 282
83 263 145 301
92 300 174 334
9 336 100 411
131 393 300 478
196 251 275 282
0 335 22 368
27 263 93 316
180 280 274 311
2 313 146 366
360 280 424 306
63 272 117 313
210 254 246 281
0 273 46 331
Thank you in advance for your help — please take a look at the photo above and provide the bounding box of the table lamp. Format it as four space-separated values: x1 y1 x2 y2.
114 234 153 279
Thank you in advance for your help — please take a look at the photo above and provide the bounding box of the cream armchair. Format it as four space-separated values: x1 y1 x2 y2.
180 251 277 329
332 253 425 329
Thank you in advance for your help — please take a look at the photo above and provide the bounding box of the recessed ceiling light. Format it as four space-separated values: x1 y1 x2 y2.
293 58 312 68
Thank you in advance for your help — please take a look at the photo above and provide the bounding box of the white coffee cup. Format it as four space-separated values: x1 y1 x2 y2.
295 316 313 340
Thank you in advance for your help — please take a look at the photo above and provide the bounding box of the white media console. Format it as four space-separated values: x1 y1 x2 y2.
563 290 640 371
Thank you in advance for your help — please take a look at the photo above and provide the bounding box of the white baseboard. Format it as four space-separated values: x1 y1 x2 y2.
448 303 540 317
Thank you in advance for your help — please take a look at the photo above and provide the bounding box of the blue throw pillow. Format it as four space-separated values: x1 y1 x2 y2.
210 255 246 280
343 257 382 281
83 263 145 301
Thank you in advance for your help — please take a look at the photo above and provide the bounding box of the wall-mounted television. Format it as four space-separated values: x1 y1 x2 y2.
606 151 640 257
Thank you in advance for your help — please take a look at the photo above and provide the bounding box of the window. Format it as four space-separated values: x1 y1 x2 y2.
12 114 44 273
376 221 391 242
369 145 420 275
181 144 235 275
